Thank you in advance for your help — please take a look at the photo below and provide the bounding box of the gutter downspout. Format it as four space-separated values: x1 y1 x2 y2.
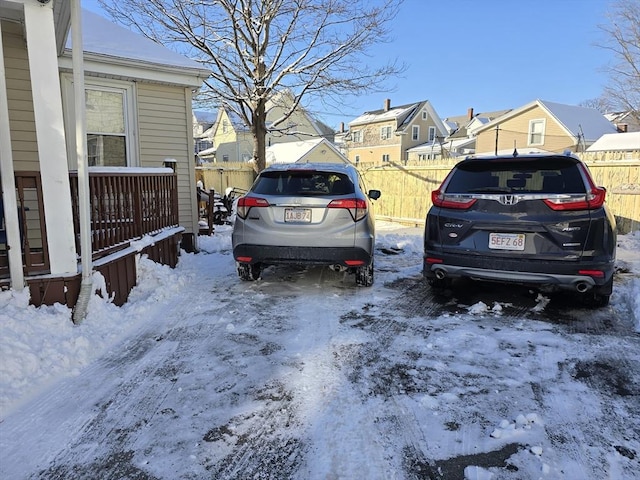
71 0 92 324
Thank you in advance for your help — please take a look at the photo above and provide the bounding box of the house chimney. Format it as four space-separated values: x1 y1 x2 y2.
339 122 345 133
384 98 391 112
467 107 474 120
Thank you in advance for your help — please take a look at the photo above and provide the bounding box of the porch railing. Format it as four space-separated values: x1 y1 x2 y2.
69 169 179 259
1 169 179 280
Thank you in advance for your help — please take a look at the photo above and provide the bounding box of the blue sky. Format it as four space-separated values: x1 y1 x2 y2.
83 0 613 125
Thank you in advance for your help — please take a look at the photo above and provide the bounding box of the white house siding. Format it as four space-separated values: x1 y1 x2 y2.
137 83 198 237
2 21 38 170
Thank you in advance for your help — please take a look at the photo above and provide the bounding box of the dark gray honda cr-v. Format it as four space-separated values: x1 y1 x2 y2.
423 152 617 307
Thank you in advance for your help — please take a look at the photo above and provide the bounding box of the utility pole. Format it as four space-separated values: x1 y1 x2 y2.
494 125 500 155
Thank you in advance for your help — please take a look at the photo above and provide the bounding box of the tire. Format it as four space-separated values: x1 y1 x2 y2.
237 262 262 281
582 292 611 308
582 278 613 308
355 262 374 287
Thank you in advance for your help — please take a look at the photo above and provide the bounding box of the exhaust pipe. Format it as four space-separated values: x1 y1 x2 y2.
434 268 447 280
575 282 591 293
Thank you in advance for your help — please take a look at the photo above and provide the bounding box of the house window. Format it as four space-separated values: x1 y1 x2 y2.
422 110 428 120
222 120 229 133
222 154 229 162
85 86 137 167
355 155 360 164
62 76 137 167
195 140 213 153
528 119 545 145
428 126 436 142
382 154 390 162
380 126 392 140
352 130 362 143
412 125 420 141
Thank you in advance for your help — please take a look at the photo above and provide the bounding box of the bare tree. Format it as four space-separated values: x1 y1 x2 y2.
98 0 405 172
597 0 640 121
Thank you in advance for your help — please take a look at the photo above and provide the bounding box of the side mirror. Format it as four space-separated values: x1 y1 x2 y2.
368 189 381 200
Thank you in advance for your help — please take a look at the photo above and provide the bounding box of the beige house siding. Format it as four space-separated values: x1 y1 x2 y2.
3 21 38 170
137 83 197 236
476 106 578 154
267 106 319 146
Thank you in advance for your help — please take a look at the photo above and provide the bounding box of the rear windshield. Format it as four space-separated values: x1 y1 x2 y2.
252 171 355 196
446 159 587 194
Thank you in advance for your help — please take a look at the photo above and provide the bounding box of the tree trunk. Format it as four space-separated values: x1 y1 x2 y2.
252 100 267 174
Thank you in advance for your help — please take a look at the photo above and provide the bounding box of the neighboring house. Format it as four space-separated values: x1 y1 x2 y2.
474 99 618 155
0 2 209 306
201 90 334 163
604 111 640 133
193 110 217 161
266 138 349 164
407 107 511 160
343 98 448 165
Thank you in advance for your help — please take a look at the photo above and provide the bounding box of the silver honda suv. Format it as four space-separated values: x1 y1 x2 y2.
424 152 617 307
232 162 381 286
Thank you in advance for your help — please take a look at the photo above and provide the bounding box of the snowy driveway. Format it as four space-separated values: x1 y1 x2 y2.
1 224 639 479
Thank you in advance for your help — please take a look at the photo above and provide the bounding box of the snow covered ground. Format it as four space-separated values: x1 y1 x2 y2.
1 222 639 479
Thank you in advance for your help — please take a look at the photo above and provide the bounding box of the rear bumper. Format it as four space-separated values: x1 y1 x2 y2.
234 244 372 267
423 251 614 293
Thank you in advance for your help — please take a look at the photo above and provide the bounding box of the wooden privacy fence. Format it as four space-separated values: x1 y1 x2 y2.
195 163 256 196
195 156 640 233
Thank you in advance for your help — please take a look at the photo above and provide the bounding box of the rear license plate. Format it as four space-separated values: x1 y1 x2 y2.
285 208 311 223
489 232 525 251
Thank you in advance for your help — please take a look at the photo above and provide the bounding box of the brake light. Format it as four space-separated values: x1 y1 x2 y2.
236 196 269 219
431 189 477 210
542 187 606 211
327 198 368 221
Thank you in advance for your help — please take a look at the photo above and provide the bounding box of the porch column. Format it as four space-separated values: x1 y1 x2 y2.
23 2 77 275
0 21 25 288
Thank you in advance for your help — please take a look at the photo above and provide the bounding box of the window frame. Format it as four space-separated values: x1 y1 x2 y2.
528 119 546 146
62 75 138 168
428 126 436 143
412 125 420 141
380 125 392 140
352 130 362 143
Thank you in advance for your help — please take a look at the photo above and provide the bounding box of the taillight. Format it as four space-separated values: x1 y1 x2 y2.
327 198 368 221
543 187 606 211
236 196 269 219
431 189 477 210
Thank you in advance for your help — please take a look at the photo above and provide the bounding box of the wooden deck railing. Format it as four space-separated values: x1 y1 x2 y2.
69 169 179 258
1 169 179 279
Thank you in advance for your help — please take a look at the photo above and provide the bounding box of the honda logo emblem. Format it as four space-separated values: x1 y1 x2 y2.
499 195 519 205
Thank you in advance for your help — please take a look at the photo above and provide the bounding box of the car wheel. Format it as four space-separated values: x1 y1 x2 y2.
237 262 262 281
583 292 611 308
428 277 451 290
355 262 374 287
